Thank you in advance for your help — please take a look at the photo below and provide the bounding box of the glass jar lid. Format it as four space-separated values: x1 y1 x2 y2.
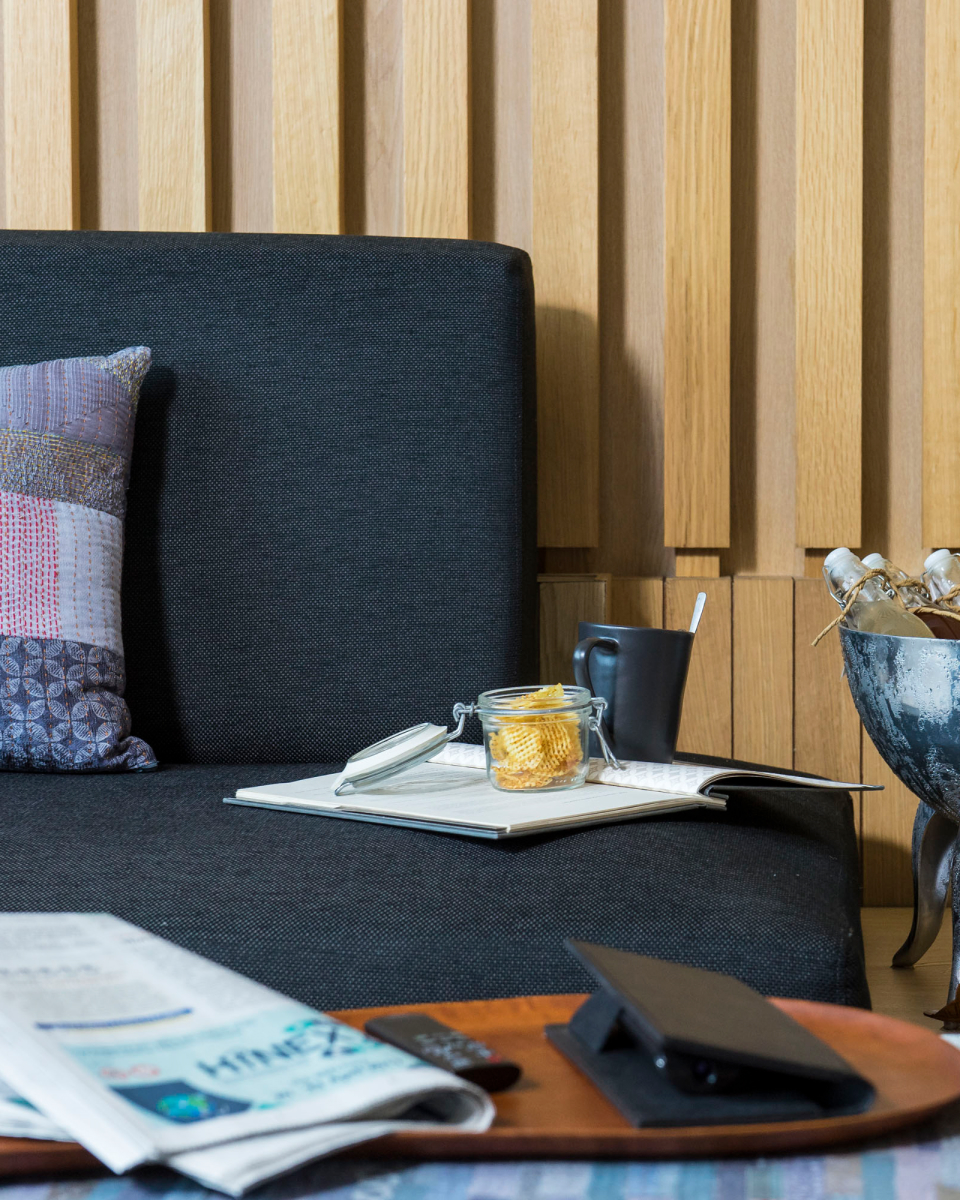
332 721 459 795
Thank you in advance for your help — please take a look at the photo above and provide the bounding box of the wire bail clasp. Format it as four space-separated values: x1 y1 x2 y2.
588 697 622 770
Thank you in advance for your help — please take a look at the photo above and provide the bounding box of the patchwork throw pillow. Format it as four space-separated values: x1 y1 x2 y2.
0 347 157 771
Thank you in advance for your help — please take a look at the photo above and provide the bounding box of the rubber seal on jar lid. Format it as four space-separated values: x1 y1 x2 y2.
332 723 452 796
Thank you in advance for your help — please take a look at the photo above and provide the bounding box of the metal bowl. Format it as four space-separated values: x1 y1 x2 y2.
841 625 960 996
840 625 960 823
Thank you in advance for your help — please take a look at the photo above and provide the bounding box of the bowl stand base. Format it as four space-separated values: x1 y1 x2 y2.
893 801 960 1004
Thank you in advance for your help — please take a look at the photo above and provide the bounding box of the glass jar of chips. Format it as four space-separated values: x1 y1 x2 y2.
474 684 613 792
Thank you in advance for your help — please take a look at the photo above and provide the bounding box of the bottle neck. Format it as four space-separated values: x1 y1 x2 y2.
856 578 890 605
929 559 960 599
825 558 887 607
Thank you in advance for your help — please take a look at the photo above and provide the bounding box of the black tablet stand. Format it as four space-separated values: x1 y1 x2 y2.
545 941 874 1128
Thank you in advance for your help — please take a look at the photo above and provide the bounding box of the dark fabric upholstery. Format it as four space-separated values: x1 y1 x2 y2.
0 231 869 1013
0 765 869 1010
0 232 536 764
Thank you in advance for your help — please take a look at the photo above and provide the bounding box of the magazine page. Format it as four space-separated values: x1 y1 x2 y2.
0 914 492 1194
428 744 727 795
430 744 872 795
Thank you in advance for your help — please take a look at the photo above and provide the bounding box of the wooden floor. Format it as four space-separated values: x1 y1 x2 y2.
863 907 953 1027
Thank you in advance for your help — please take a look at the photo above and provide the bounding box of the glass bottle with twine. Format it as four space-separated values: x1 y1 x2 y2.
814 548 935 646
862 552 960 639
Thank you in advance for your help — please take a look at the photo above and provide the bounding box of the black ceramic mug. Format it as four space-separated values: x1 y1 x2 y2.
572 623 693 763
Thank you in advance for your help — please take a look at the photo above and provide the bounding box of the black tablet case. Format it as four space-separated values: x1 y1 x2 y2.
545 941 874 1127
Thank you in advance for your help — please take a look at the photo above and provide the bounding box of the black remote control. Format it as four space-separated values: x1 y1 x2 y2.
364 1013 521 1092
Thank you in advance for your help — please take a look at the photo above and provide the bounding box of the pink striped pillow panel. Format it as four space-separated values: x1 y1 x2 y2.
0 492 123 655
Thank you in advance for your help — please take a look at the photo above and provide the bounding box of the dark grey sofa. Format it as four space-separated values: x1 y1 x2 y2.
0 231 869 1011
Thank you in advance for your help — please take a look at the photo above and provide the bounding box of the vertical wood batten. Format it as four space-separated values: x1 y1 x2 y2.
533 0 599 547
663 0 731 551
860 0 925 570
733 577 793 768
78 0 139 232
360 0 403 237
726 0 798 577
3 0 79 229
471 0 531 254
795 0 862 548
273 0 341 234
538 575 609 684
210 0 273 233
861 731 915 905
0 4 4 228
137 0 210 231
402 0 469 238
597 0 670 578
923 0 960 545
793 579 861 784
675 551 721 578
609 578 663 630
665 577 732 758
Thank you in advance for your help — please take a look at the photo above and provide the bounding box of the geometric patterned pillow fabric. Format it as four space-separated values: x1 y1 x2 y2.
0 347 157 771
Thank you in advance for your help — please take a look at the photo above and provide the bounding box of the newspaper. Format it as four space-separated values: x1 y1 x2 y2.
0 1077 69 1140
0 914 493 1194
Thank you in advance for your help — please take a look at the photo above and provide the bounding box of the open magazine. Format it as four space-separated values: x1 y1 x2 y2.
0 914 492 1194
225 743 877 840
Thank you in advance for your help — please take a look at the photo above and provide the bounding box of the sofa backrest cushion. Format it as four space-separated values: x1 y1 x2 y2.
0 232 536 764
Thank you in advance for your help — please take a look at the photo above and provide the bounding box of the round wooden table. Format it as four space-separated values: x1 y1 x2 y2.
3 993 960 1175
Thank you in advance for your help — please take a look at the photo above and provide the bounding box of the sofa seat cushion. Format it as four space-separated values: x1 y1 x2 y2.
0 764 869 1010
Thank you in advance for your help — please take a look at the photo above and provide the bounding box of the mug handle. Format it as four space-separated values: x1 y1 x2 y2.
572 636 618 696
572 637 619 755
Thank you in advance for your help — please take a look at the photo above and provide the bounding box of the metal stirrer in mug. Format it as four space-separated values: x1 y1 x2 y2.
689 592 707 634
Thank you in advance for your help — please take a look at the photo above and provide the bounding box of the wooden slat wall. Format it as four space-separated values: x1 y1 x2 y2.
665 577 732 759
538 575 608 687
137 0 210 232
532 0 599 548
78 0 138 232
861 735 914 907
3 0 79 230
609 579 663 632
663 0 730 563
794 0 862 551
860 0 925 569
726 0 798 580
402 0 469 239
272 0 342 235
793 578 861 787
923 0 960 546
733 577 793 769
0 2 948 903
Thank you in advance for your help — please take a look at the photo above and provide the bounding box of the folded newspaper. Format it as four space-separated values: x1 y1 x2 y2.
0 914 493 1194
